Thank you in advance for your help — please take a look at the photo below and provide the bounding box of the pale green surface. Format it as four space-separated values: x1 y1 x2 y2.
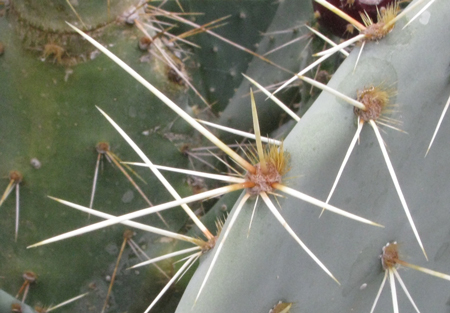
0 290 35 313
176 1 450 312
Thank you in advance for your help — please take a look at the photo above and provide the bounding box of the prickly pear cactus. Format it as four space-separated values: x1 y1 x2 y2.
176 0 450 312
3 0 450 312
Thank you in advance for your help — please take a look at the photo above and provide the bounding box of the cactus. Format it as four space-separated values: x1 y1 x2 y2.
0 11 193 313
176 0 450 312
2 0 450 312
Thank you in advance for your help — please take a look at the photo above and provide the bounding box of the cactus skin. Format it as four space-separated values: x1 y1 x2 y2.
0 290 35 313
0 4 194 312
172 0 280 114
175 0 450 312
